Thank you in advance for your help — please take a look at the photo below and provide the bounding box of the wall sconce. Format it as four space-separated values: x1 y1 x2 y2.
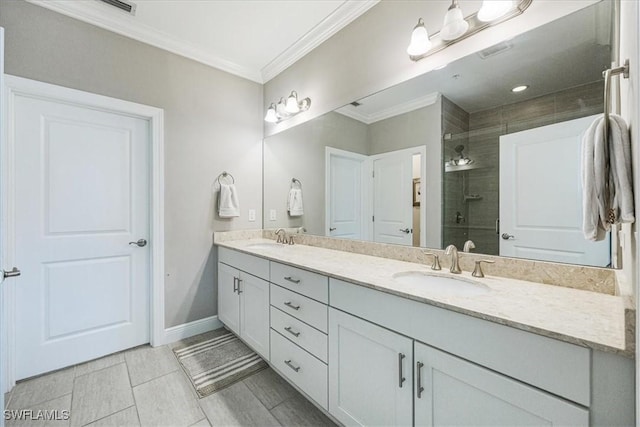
408 0 531 62
264 91 311 123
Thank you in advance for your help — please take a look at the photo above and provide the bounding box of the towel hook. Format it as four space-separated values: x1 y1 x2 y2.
216 171 235 186
291 178 302 189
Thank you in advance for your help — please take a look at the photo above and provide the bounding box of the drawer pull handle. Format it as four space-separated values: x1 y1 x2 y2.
237 278 243 294
284 276 301 284
284 301 300 310
284 326 300 337
398 353 406 388
233 277 239 293
416 361 424 398
284 359 300 372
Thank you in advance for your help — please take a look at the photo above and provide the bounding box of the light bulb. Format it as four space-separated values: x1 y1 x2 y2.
407 18 432 56
478 0 514 22
285 91 300 114
440 1 468 41
276 98 287 117
264 104 278 123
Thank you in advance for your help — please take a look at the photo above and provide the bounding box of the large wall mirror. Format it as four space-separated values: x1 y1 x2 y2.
263 1 613 268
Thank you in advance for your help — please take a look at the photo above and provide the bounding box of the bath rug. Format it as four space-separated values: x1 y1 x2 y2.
173 328 267 398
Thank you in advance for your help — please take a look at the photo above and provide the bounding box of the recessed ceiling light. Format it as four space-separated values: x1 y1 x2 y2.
512 85 529 93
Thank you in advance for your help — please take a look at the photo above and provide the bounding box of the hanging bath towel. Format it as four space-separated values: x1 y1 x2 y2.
288 188 304 217
219 183 240 218
581 114 634 241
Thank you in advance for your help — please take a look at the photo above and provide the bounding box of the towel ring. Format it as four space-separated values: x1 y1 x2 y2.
291 178 302 189
217 171 235 186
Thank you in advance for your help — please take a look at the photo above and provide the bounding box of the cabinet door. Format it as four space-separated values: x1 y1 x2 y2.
217 262 240 334
414 341 589 426
239 272 270 360
328 308 412 427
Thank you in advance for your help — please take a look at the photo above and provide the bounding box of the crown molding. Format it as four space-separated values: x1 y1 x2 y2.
26 0 380 84
336 92 440 124
26 0 264 83
261 0 380 82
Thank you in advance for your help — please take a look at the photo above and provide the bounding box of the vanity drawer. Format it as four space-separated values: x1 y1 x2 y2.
218 247 269 280
270 262 328 303
270 284 328 333
270 306 328 363
271 329 328 410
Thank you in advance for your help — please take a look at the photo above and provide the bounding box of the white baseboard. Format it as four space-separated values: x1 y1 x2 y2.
162 315 223 345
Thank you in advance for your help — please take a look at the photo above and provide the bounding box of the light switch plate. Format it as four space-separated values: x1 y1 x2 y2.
248 209 256 222
269 209 277 221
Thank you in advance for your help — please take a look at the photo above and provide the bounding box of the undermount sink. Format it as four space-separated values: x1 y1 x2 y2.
246 242 285 250
391 271 490 296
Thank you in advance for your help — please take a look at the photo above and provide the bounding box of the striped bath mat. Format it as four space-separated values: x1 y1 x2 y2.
173 329 267 398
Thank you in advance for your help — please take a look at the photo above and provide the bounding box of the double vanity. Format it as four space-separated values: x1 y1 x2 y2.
215 232 634 426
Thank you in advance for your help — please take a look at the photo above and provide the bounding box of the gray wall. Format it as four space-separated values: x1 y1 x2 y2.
0 0 264 328
264 112 368 234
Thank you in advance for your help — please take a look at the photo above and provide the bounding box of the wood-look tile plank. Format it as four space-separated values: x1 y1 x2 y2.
124 346 179 387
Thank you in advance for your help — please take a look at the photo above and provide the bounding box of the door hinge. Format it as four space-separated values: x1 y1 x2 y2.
372 170 375 178
372 216 375 222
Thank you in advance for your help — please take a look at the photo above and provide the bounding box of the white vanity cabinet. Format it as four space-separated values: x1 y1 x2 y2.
328 308 413 427
414 342 589 426
217 247 270 360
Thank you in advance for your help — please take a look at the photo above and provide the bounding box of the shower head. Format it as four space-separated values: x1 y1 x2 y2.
454 144 465 154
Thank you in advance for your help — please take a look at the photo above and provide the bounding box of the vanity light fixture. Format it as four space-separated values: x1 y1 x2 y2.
264 91 311 123
407 18 432 56
511 85 529 93
478 0 515 22
440 0 469 41
408 0 531 62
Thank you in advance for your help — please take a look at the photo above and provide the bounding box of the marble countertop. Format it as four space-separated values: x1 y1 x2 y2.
217 238 634 357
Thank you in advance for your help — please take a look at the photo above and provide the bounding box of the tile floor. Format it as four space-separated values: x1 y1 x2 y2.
3 332 337 427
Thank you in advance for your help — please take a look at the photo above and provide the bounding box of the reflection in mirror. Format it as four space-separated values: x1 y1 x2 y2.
263 1 613 267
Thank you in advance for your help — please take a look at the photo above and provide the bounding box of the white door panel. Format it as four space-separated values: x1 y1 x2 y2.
326 148 366 239
373 151 413 246
14 94 150 379
500 116 610 267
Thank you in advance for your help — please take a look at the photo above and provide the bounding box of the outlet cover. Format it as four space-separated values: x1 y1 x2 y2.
269 209 277 221
248 209 256 222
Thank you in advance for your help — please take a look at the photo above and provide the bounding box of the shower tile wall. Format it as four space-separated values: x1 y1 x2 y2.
442 81 603 255
442 97 470 249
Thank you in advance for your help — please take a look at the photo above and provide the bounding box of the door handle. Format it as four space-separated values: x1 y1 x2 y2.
399 228 411 234
284 301 300 311
129 239 148 247
398 353 406 388
501 233 515 240
233 277 238 293
416 361 424 398
2 267 21 280
329 227 336 232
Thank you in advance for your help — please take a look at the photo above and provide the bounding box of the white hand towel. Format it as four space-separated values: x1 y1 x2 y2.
582 113 635 241
581 116 602 240
218 184 240 218
609 114 635 223
287 188 304 217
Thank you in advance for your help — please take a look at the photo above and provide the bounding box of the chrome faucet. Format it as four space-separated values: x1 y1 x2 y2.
444 244 461 274
275 228 286 244
463 240 475 253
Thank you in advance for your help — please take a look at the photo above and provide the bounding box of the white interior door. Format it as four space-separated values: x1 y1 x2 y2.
373 150 413 245
326 148 366 240
500 115 610 267
13 87 151 379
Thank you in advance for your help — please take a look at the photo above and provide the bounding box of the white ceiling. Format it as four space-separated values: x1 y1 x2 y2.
26 0 379 83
